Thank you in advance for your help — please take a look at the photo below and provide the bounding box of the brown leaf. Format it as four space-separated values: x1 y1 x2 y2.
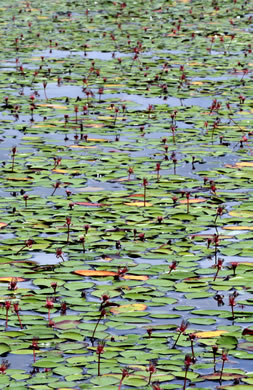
179 198 206 204
202 372 243 381
124 201 153 207
0 277 25 282
75 202 107 207
73 270 148 280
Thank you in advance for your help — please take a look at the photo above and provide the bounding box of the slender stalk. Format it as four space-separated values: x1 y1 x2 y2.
98 353 101 376
212 345 218 373
15 312 23 329
219 359 225 383
231 304 234 319
118 379 123 390
96 343 104 376
91 316 101 341
187 198 190 214
12 155 15 172
183 365 189 390
16 245 26 255
91 310 105 344
213 268 219 281
5 309 9 330
67 225 70 243
190 340 195 359
172 331 181 349
148 371 152 385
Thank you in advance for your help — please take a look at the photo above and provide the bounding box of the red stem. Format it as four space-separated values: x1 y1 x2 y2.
67 225 70 243
91 313 103 342
219 359 225 383
191 340 195 359
5 309 9 330
183 365 189 390
231 305 234 320
172 331 181 349
172 130 175 144
98 353 101 376
213 268 219 281
16 312 23 329
187 199 189 214
148 371 152 385
12 156 15 172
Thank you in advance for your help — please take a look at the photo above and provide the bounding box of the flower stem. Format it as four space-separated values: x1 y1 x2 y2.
183 365 189 390
98 353 101 376
172 331 181 349
148 371 152 385
16 313 23 329
91 313 103 344
190 340 195 359
219 359 225 383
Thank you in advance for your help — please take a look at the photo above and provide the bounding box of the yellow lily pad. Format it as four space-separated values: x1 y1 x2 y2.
229 210 253 218
86 138 108 142
194 330 228 338
0 277 25 282
179 198 206 204
110 303 147 314
37 104 67 109
223 226 253 230
68 145 96 149
7 177 32 181
124 201 153 207
52 169 79 174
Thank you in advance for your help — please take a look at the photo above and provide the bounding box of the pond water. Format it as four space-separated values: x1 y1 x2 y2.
0 0 252 389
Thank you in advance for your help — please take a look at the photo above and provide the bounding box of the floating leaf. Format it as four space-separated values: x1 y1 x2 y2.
53 320 80 330
179 198 206 204
223 226 253 230
124 202 153 207
74 202 107 207
68 145 96 149
0 277 25 282
110 304 147 314
123 274 149 281
73 270 148 280
0 343 11 355
202 372 244 381
74 269 116 277
229 210 253 218
37 104 67 109
194 330 228 338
